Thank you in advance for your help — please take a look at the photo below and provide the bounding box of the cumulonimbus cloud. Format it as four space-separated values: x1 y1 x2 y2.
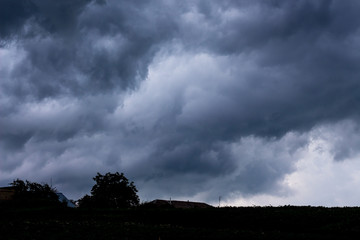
1 0 360 202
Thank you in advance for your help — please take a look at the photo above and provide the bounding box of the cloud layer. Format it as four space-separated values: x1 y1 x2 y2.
1 0 360 204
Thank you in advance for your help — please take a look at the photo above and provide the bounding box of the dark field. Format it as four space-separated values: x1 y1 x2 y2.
1 206 360 239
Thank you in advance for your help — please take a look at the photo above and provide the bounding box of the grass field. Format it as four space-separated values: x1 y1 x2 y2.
1 206 360 239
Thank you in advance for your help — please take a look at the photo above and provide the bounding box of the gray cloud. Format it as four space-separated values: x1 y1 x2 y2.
1 0 177 101
0 0 36 39
0 0 91 40
1 0 360 203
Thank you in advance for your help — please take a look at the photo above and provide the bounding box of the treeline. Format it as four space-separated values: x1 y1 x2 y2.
5 179 62 207
2 172 140 209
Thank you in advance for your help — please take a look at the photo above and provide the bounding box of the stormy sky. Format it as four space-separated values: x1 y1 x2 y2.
1 0 360 206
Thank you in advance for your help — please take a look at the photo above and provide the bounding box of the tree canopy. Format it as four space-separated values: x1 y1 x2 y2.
78 172 139 208
9 179 60 207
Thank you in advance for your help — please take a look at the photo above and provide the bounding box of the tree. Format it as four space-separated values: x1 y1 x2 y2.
9 179 60 207
78 172 140 208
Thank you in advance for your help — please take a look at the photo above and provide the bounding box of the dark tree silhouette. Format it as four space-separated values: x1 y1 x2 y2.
10 179 60 207
78 172 139 208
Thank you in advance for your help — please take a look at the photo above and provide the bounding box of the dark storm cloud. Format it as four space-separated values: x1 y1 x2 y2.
1 0 360 202
0 0 91 39
127 0 360 199
1 0 178 152
177 0 360 137
0 0 36 39
1 0 177 100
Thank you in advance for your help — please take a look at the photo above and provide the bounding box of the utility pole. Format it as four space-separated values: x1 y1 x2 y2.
218 196 221 208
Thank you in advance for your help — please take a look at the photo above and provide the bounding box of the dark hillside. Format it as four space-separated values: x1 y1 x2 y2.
1 206 360 239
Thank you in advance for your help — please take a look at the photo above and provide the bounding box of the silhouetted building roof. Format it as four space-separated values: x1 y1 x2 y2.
0 187 16 201
56 192 76 208
149 199 213 209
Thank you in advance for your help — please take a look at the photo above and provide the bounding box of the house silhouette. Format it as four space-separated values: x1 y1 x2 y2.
0 187 16 201
147 199 213 209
